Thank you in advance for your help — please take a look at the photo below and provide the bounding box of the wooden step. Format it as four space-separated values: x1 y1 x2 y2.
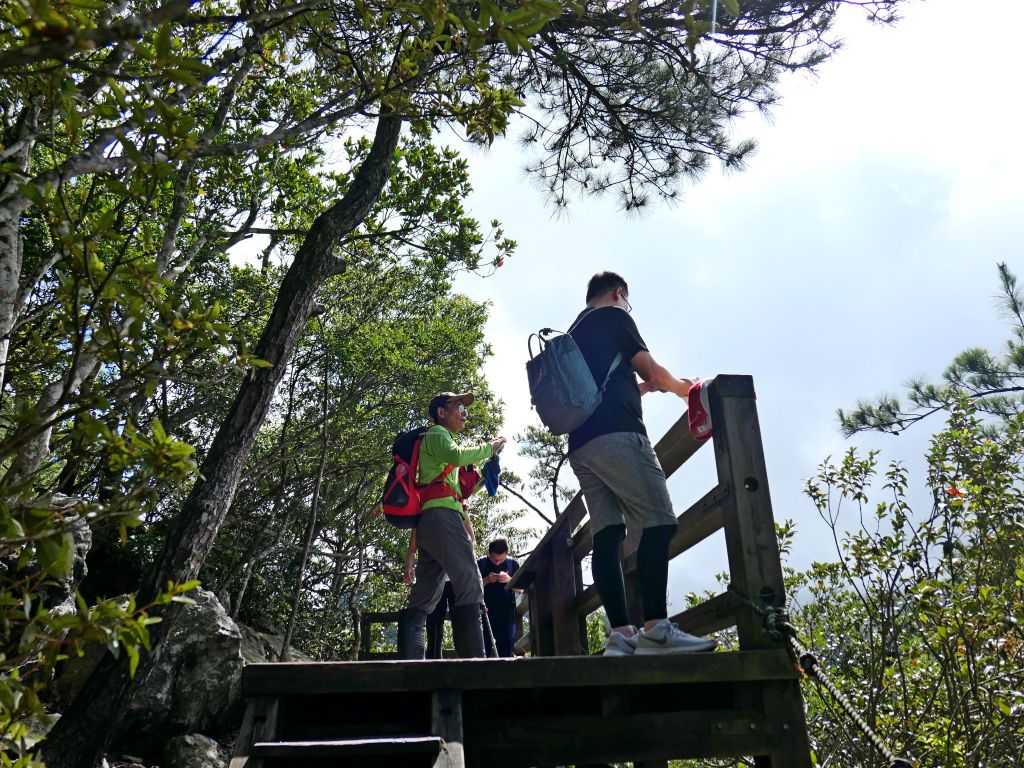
243 650 797 697
252 736 442 757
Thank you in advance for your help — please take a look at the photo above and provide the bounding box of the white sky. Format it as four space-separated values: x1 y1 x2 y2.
450 0 1024 608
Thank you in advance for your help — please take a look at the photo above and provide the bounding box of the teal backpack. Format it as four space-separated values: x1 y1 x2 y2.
526 308 622 435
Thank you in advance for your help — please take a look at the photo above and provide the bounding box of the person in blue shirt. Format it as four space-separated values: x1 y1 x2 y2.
478 539 521 657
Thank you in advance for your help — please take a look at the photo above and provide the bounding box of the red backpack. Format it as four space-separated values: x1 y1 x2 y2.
381 426 459 528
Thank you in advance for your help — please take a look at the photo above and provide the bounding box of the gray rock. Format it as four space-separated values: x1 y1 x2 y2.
34 507 91 616
164 733 225 768
20 712 60 749
117 589 244 749
237 623 314 663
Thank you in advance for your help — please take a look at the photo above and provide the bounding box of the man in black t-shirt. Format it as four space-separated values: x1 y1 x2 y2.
478 538 520 657
568 271 716 656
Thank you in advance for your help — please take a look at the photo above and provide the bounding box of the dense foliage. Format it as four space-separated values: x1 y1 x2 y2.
785 268 1024 767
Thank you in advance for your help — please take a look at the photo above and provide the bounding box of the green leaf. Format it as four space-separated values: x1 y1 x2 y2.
155 23 173 62
16 183 45 207
720 0 740 17
126 643 140 677
36 532 75 578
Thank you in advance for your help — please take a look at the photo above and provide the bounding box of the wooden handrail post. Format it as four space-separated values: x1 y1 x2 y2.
531 548 557 656
709 375 812 767
549 527 584 655
359 615 371 660
708 375 786 650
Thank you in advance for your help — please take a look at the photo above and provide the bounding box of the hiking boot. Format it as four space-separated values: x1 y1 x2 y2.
450 603 486 658
634 619 716 655
602 629 639 657
397 607 428 660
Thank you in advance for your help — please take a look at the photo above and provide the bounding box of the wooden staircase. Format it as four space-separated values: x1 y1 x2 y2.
231 375 813 767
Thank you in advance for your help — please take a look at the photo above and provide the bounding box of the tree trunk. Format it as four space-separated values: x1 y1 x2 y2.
279 334 330 660
0 103 37 394
4 352 102 487
40 112 403 768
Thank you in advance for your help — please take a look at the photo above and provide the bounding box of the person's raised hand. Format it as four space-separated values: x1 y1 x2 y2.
675 376 700 398
491 436 507 455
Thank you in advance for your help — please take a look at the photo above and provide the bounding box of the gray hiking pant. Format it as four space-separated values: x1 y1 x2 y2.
408 506 484 613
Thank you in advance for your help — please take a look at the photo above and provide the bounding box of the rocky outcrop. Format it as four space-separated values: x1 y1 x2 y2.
52 588 326 761
53 588 245 757
238 623 314 663
164 733 226 768
51 514 91 612
115 589 244 753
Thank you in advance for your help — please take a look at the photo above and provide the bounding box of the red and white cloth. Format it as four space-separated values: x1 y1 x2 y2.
687 379 713 441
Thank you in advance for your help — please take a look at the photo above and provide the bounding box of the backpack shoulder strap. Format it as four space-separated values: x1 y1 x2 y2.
430 464 455 485
566 306 598 335
411 435 454 487
598 351 623 390
567 306 624 389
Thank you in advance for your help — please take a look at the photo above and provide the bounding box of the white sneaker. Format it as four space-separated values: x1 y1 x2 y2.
634 619 716 654
603 629 639 656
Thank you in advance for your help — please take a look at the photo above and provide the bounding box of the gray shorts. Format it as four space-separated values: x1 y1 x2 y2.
568 431 677 534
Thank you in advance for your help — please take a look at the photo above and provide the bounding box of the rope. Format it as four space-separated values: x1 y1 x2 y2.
727 585 915 768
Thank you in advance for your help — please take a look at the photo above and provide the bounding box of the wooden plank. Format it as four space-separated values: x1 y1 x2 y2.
251 737 442 757
707 375 813 766
431 689 465 768
527 589 539 656
241 649 796 696
761 679 814 767
508 495 586 590
359 616 371 660
671 590 741 637
575 486 728 617
361 610 400 623
464 709 783 766
574 555 588 653
229 696 279 768
652 410 707 478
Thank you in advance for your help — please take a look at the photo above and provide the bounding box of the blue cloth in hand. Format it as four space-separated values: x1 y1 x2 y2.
483 455 501 497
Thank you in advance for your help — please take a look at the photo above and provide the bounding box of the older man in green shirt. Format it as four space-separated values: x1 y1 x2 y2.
397 392 506 659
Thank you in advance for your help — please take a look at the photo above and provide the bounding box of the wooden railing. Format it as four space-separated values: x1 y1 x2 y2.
507 374 788 656
358 610 399 660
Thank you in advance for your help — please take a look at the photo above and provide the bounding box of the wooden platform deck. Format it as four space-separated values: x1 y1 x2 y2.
233 650 803 767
